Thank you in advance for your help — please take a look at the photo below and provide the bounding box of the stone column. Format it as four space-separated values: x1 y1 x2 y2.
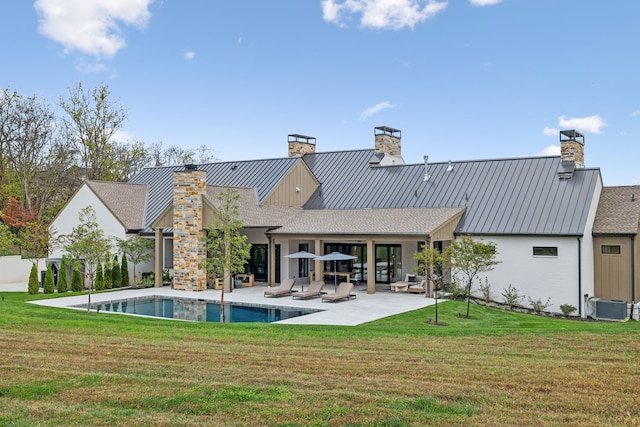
172 169 207 291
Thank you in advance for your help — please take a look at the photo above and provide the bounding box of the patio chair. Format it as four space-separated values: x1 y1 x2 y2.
321 281 355 303
292 280 325 299
263 278 296 297
407 279 428 294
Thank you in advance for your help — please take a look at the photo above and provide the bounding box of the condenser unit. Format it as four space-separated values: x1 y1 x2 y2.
587 298 627 321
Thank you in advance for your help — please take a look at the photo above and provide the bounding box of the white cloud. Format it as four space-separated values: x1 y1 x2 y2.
359 101 397 120
537 145 560 156
543 127 559 136
469 0 503 6
632 110 640 117
34 0 153 58
558 115 607 134
74 58 109 74
238 36 243 45
322 0 448 30
112 129 136 144
184 50 195 60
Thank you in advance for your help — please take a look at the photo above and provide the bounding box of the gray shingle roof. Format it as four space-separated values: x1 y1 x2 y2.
85 181 147 231
593 186 640 235
302 151 600 236
203 186 301 228
269 207 465 235
130 158 299 230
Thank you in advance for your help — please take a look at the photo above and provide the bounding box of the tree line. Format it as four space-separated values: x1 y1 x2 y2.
0 82 216 257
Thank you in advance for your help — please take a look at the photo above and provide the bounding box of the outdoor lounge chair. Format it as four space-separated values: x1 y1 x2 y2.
292 280 325 299
263 278 295 297
407 279 427 294
321 281 355 303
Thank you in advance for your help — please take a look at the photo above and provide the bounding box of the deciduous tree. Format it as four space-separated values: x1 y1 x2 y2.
203 189 251 322
116 236 153 285
449 236 499 318
62 206 112 311
413 244 451 324
59 82 127 181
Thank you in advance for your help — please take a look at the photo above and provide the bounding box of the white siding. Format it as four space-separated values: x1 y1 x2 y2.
478 236 582 313
49 184 126 259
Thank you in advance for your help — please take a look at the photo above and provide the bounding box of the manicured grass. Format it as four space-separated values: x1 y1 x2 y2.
1 291 640 426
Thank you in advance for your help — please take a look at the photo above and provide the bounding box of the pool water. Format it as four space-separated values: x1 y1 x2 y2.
80 296 321 323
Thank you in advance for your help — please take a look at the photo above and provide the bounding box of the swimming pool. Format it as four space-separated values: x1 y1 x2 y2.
77 296 322 323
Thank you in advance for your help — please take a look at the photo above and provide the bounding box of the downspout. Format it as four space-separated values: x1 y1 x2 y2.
631 235 635 318
577 237 582 317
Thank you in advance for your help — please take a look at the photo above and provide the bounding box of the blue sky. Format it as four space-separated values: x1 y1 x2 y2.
2 1 640 185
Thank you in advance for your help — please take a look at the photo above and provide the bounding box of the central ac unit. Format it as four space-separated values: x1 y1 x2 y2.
587 298 627 321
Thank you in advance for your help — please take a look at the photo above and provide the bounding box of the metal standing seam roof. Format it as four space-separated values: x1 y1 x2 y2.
302 150 601 236
129 157 300 230
592 186 640 235
85 181 147 231
126 148 600 237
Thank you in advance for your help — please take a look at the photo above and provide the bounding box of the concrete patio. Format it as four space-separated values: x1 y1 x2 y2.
25 282 441 326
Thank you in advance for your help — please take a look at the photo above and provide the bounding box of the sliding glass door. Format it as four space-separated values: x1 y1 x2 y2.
375 244 402 283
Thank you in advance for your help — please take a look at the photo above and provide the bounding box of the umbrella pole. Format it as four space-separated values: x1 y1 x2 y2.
334 261 337 291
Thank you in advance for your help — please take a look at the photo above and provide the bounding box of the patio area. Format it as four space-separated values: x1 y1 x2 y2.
29 281 440 326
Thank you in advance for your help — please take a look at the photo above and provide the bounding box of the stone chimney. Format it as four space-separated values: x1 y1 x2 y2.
172 165 207 291
288 134 316 157
374 126 401 156
560 129 585 168
372 126 405 166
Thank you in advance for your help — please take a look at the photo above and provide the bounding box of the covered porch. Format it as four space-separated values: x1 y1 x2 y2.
267 207 465 294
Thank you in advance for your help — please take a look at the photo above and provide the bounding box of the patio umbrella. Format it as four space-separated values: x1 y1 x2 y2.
284 251 317 291
314 252 356 290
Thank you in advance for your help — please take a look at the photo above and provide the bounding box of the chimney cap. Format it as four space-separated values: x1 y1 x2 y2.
374 126 401 137
288 134 316 144
559 129 585 145
184 164 197 171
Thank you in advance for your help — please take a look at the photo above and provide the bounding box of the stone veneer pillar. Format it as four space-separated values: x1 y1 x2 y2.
374 133 401 156
560 139 585 168
173 169 207 291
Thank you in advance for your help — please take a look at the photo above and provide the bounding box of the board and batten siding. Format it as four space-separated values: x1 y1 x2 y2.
262 161 319 207
593 235 638 302
49 184 127 259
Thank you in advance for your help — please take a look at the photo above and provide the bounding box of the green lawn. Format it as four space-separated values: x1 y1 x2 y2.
1 291 639 426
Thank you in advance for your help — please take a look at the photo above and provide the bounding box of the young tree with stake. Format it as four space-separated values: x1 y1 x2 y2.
62 206 112 312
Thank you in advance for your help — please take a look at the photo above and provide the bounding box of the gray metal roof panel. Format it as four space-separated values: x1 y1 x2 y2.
130 158 299 229
302 152 600 235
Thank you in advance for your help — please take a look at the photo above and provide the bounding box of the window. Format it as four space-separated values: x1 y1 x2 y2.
533 246 558 257
601 245 621 255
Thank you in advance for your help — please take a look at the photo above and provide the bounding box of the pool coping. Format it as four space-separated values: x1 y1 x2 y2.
29 284 441 326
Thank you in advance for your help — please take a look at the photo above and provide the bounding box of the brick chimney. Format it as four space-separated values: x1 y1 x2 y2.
172 165 207 291
560 130 585 168
288 134 316 157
